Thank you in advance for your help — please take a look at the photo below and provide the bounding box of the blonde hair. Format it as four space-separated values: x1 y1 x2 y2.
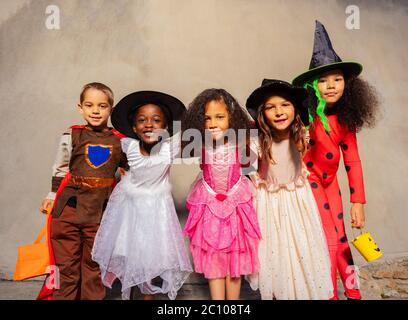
80 82 114 107
257 104 308 164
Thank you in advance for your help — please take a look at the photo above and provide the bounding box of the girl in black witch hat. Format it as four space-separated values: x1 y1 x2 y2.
292 21 380 300
245 79 333 300
92 91 193 300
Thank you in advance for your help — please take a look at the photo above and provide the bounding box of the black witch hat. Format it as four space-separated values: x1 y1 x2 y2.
246 79 310 126
292 20 362 86
111 91 186 139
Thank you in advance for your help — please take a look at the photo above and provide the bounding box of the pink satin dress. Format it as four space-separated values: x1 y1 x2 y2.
184 143 261 279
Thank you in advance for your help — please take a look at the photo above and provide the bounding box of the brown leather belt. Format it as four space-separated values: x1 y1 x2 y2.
69 175 114 188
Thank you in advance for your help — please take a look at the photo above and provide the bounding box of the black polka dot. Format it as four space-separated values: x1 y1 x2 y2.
350 187 355 194
339 190 342 196
340 236 347 243
309 139 315 146
342 143 349 151
326 152 333 160
338 212 343 219
311 182 318 189
335 227 338 233
347 258 354 266
323 203 330 210
322 172 328 179
345 165 351 172
306 161 314 168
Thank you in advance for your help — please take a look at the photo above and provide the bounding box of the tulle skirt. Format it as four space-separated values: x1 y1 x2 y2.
247 183 333 300
92 177 192 300
184 177 261 279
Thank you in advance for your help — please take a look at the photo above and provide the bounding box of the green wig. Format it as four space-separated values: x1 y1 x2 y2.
304 78 331 132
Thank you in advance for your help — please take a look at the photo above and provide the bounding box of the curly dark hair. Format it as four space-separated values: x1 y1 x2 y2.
182 88 251 147
306 76 380 132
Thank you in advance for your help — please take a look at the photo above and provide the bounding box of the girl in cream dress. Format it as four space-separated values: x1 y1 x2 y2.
246 79 334 300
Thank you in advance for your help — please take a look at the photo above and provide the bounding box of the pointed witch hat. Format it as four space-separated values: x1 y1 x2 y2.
292 20 363 86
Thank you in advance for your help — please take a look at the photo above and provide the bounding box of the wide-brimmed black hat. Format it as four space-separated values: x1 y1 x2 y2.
111 90 186 139
246 79 309 126
292 20 363 87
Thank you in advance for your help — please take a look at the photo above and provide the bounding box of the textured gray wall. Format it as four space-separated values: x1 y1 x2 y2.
1 0 407 279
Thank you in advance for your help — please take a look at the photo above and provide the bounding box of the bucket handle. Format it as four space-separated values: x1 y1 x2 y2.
350 224 365 240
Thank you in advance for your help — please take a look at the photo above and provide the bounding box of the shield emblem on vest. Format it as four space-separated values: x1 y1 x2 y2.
85 144 113 169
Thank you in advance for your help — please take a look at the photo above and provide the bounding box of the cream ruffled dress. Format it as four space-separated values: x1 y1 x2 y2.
247 137 333 300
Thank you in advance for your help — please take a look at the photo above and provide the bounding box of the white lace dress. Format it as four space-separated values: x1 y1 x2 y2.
92 133 192 300
247 138 333 300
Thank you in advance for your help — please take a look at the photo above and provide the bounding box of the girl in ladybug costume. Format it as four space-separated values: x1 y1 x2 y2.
292 21 379 300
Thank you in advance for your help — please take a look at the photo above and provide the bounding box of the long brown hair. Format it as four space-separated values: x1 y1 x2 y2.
257 101 308 164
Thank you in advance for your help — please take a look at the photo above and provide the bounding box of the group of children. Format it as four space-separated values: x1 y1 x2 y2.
38 21 379 300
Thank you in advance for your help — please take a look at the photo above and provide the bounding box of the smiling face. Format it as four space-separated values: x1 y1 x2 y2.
204 99 230 141
263 95 295 139
132 104 167 144
317 69 345 107
77 88 112 130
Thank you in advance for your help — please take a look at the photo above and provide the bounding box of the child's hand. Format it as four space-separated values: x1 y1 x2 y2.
350 203 365 229
119 167 127 176
40 199 54 215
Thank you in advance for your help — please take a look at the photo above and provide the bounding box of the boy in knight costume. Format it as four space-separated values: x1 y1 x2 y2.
39 82 128 300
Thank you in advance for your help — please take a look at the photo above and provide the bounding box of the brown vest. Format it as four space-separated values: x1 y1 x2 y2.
53 127 126 224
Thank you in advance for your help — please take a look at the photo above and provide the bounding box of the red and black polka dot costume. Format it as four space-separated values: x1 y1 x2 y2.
304 114 364 300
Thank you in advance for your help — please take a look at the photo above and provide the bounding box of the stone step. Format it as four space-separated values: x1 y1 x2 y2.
107 279 262 300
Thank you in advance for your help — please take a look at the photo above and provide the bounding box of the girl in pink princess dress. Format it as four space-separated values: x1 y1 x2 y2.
181 88 261 300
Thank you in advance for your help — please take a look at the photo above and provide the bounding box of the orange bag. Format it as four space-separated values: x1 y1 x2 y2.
13 216 50 281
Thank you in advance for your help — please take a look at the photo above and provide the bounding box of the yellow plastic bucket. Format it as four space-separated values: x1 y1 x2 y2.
351 231 382 262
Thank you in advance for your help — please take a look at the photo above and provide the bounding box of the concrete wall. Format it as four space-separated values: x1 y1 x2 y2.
1 0 407 279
